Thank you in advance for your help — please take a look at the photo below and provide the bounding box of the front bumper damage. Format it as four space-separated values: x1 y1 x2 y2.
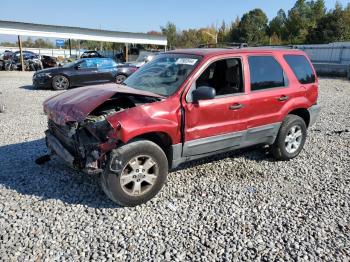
45 119 117 174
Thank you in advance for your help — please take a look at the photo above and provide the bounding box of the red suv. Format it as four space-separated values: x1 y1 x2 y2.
43 48 320 206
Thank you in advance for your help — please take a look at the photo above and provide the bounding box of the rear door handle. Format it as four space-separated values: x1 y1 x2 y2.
229 103 244 110
277 95 289 102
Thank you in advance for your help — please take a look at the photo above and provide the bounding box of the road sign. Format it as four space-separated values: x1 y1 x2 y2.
56 39 65 48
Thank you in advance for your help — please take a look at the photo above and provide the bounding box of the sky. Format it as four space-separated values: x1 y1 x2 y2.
0 0 349 42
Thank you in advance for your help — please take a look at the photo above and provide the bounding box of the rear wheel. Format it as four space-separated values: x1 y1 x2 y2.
101 140 168 207
52 75 69 90
116 74 127 84
271 115 307 161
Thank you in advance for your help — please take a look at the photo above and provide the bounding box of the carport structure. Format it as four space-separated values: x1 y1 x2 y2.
0 20 167 70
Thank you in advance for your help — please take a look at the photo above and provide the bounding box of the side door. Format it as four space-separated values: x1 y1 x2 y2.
70 59 99 86
96 59 117 83
241 54 302 129
182 57 247 157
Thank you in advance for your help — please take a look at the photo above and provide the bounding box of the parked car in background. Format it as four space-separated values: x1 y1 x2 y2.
0 52 4 70
33 58 118 90
1 51 42 71
2 50 13 60
12 51 40 60
126 51 159 68
114 52 125 63
115 64 138 84
114 51 159 84
12 51 43 71
41 55 58 68
80 50 104 58
42 48 320 206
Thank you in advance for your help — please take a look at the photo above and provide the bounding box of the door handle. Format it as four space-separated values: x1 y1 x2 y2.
229 103 244 110
277 95 289 102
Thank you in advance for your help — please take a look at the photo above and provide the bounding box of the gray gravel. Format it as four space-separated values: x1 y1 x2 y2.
0 71 349 261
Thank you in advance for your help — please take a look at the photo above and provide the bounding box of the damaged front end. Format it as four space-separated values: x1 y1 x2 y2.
43 84 162 174
46 117 115 174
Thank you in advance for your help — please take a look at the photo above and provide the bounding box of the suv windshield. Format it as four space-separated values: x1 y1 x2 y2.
124 54 201 96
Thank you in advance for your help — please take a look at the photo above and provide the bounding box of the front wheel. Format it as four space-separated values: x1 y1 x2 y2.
271 115 307 161
51 75 69 90
101 140 168 207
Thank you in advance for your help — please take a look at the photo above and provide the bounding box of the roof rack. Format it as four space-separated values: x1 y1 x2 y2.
197 42 248 49
198 43 299 50
248 44 299 49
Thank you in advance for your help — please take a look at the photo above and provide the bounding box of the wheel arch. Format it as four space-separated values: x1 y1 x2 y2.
127 132 173 168
288 108 310 127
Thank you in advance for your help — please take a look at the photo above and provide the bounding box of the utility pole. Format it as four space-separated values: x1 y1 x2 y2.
17 35 24 71
125 43 128 62
68 39 72 58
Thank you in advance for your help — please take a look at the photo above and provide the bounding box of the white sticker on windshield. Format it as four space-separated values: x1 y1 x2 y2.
175 58 198 65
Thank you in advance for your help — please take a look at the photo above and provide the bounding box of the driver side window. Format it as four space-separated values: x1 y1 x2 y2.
196 58 244 97
79 59 97 69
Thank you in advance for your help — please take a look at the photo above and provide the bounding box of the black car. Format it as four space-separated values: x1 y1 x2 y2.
115 64 138 84
114 52 159 83
41 55 57 68
80 51 104 59
33 58 118 90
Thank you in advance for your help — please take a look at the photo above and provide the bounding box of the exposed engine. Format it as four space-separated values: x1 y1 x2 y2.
88 94 160 117
46 93 160 173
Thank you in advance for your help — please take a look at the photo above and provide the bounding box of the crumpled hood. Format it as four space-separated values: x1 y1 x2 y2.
43 83 163 125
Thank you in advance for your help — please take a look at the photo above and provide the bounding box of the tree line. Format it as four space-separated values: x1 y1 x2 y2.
162 0 350 48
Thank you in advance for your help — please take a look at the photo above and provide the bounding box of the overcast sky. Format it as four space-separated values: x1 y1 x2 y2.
0 0 348 42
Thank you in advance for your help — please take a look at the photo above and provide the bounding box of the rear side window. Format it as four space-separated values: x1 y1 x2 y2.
248 56 286 91
97 59 117 68
284 55 315 84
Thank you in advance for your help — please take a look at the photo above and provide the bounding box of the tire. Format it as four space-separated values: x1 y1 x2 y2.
4 64 10 71
271 114 307 161
116 74 127 84
51 75 70 90
101 140 168 207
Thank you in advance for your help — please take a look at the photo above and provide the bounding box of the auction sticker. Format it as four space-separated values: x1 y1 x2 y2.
176 58 198 65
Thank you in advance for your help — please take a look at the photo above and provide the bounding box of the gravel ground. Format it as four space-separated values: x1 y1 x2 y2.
0 71 349 261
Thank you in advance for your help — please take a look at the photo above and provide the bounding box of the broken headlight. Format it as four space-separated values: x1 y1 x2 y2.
84 117 113 142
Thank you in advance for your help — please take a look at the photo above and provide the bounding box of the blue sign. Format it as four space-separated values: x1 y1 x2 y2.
56 39 65 48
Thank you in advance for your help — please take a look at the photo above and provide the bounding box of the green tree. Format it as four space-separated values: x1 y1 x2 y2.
286 0 313 43
161 22 177 49
268 9 288 44
310 0 326 26
344 3 350 39
228 16 241 42
217 21 228 43
238 9 269 44
306 3 347 43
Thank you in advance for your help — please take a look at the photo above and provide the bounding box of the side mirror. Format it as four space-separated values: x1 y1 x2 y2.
74 65 81 70
192 86 216 103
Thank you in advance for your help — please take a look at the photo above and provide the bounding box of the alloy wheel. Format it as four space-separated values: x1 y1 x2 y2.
285 125 303 154
54 76 69 89
120 155 159 196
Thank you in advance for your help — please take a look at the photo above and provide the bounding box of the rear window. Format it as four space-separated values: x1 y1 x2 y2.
284 55 315 84
248 56 286 91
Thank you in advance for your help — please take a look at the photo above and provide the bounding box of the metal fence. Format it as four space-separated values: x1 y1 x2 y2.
297 42 350 65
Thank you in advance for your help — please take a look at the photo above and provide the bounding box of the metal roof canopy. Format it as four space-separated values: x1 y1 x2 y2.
0 20 167 46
